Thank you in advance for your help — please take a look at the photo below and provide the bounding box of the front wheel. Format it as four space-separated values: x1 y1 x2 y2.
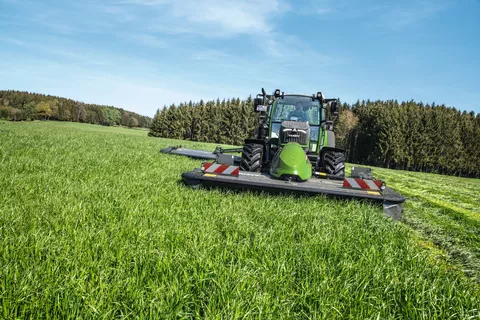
240 143 263 172
318 151 345 178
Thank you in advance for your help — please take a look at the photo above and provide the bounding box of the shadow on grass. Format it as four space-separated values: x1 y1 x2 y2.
174 178 389 216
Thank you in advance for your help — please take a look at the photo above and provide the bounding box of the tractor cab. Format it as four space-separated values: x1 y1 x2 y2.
269 95 324 152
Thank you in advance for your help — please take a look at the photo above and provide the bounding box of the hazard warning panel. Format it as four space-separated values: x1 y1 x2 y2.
203 163 240 176
343 178 383 191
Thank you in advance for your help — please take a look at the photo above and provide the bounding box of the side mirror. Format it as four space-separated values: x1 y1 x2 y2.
330 101 339 116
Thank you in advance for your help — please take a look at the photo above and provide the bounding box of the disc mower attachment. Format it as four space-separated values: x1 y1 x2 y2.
181 167 406 219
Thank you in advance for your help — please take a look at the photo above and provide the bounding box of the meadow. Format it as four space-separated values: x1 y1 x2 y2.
0 121 479 319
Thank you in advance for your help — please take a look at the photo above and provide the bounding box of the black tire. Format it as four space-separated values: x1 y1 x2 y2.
240 143 263 172
320 151 345 177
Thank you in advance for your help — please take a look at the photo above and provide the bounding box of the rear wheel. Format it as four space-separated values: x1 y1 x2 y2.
319 151 345 177
240 143 263 172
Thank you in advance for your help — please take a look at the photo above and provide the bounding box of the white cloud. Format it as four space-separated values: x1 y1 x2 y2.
127 33 166 48
1 36 112 66
102 5 137 22
316 8 332 14
299 0 451 29
190 49 231 61
256 34 341 68
112 0 287 37
174 0 274 34
111 0 170 5
295 0 333 15
1 37 29 46
382 1 451 29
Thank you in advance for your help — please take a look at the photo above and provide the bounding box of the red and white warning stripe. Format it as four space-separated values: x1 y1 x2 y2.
343 178 383 191
203 163 240 176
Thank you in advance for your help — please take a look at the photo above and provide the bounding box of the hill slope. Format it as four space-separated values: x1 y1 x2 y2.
0 90 152 128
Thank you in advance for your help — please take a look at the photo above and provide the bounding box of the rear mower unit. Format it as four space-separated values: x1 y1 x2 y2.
161 88 405 219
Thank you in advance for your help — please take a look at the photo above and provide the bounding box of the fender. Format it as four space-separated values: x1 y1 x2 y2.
244 138 268 145
320 146 345 155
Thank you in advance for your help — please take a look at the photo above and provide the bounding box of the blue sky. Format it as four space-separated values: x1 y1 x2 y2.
1 0 479 117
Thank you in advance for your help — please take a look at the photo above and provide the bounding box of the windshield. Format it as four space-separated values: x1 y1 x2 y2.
272 96 321 125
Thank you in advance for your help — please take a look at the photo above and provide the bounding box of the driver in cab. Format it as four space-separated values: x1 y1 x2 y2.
288 102 308 122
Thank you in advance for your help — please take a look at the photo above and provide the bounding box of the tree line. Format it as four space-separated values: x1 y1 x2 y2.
149 97 480 178
0 90 152 128
149 97 258 146
337 100 480 178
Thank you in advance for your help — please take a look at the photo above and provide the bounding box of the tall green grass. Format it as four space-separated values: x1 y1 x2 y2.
0 121 479 319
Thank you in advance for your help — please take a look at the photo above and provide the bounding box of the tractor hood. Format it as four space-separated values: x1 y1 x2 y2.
279 121 310 145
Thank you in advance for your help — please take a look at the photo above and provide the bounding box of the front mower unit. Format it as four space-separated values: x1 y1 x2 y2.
182 162 405 220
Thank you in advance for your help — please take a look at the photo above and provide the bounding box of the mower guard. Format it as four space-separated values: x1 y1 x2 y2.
182 168 405 220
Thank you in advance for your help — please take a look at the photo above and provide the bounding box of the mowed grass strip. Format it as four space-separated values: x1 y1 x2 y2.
0 121 479 319
373 166 480 283
376 169 479 217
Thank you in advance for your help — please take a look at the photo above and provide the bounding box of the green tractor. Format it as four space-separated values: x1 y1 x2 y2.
160 88 405 218
241 88 345 181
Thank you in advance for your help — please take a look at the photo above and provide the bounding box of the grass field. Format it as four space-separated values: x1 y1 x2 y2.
1 121 479 319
